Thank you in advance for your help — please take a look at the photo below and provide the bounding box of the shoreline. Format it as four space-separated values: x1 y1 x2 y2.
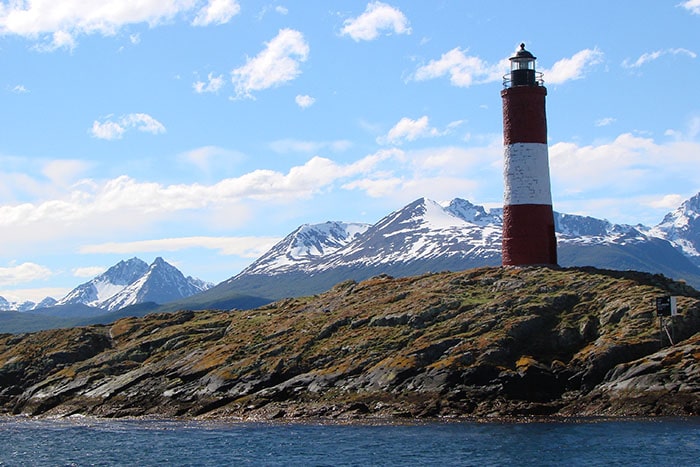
2 412 698 427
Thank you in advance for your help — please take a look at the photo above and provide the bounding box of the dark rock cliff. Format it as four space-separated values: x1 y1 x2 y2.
1 266 698 420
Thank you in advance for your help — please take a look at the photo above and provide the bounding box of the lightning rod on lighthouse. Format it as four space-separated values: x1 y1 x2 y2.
501 43 558 266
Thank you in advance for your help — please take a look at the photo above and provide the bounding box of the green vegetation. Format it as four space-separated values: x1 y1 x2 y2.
0 266 698 420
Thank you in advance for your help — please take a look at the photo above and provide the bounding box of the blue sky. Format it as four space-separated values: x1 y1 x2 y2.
1 0 699 302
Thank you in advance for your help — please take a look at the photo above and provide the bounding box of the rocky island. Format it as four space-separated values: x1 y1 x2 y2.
0 266 698 420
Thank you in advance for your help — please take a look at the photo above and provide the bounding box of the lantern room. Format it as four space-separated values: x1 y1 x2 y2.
504 43 543 88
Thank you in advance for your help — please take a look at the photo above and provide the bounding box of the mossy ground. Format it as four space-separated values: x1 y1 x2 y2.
0 266 698 419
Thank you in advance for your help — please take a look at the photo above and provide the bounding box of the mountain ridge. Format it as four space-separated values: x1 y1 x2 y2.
195 193 700 307
0 257 212 316
3 192 700 332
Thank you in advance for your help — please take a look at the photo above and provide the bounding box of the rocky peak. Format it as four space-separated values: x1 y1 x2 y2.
102 257 150 285
446 198 501 225
56 257 209 312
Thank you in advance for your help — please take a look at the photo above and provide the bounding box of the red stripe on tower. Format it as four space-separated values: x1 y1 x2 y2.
501 44 557 266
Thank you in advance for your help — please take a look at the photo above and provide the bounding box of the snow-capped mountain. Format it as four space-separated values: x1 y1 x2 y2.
317 197 503 272
57 257 212 312
206 197 506 301
242 221 371 275
198 194 700 304
554 212 655 247
647 192 700 266
240 198 503 279
99 257 212 311
57 257 149 308
0 296 57 312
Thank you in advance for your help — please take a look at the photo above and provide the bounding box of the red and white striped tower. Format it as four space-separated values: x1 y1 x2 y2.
501 44 557 266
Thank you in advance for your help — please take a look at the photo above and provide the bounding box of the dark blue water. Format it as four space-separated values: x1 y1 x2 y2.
0 417 698 466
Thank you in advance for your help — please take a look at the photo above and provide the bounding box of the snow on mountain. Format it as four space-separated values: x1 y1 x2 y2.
100 257 212 311
320 197 502 270
445 198 502 226
647 192 700 263
57 257 149 308
57 257 211 312
0 295 58 312
36 297 59 309
218 194 700 298
234 198 504 281
554 212 649 246
238 221 371 276
165 192 700 313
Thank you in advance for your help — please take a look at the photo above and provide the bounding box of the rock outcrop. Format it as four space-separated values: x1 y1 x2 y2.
0 266 698 420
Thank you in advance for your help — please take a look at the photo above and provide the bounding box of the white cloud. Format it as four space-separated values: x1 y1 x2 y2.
30 30 77 51
378 116 464 145
595 117 616 127
665 115 700 140
231 28 309 99
256 4 289 20
549 133 700 224
192 0 241 26
648 194 686 210
0 262 52 286
193 72 225 93
0 158 75 201
414 48 507 87
0 286 70 303
81 236 281 258
295 94 316 108
689 116 700 139
378 116 438 144
11 84 29 93
42 159 91 187
341 1 411 41
342 177 403 198
343 145 499 203
541 48 604 84
408 145 500 173
269 139 352 154
0 153 391 235
91 113 165 140
680 0 700 14
178 145 245 173
0 1 240 50
125 113 166 134
551 134 656 193
72 266 107 278
622 48 697 68
91 119 125 140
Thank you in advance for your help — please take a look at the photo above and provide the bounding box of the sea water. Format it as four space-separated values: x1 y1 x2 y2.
0 417 698 466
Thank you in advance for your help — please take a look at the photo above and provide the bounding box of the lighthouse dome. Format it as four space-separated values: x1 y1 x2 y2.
511 43 536 61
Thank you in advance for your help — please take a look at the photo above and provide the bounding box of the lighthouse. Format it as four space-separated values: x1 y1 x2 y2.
501 44 557 266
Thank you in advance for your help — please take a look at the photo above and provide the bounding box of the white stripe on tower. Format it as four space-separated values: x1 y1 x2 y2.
503 143 552 206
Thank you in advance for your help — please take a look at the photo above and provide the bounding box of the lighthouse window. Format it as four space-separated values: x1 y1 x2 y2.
511 60 535 71
523 61 534 70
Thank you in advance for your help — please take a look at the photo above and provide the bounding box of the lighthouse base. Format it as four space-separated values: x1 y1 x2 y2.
502 204 558 266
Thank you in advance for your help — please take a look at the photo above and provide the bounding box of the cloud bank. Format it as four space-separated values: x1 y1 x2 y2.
0 0 241 50
0 262 52 286
81 236 281 258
